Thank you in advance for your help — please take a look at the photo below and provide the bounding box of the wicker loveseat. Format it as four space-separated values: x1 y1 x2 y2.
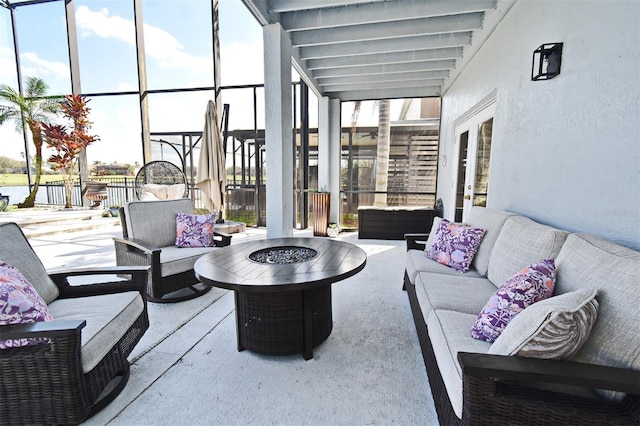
0 222 149 425
404 207 640 425
114 198 231 302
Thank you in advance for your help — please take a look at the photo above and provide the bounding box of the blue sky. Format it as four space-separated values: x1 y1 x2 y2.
0 0 399 166
0 0 268 165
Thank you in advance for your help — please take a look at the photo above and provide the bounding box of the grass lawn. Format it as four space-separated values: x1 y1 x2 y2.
1 174 64 186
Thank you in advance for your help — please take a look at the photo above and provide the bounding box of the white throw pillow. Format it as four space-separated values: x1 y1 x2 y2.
489 287 598 359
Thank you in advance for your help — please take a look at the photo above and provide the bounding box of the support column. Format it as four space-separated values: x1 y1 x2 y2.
66 0 90 206
264 24 293 238
318 97 341 224
134 0 151 163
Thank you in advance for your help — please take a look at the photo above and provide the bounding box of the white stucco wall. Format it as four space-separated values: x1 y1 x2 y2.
438 0 640 250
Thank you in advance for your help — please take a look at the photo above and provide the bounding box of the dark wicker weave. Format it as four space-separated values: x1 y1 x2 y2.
236 285 333 356
114 204 232 303
403 270 640 425
134 160 188 199
0 223 149 425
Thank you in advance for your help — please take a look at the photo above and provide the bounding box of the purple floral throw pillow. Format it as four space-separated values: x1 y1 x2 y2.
0 261 54 350
471 259 556 343
426 218 486 272
175 212 216 247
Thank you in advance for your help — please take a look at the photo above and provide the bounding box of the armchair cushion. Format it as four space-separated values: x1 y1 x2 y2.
0 262 53 349
139 183 186 200
124 198 195 248
48 291 143 372
0 223 59 303
159 246 216 277
175 212 216 247
489 286 598 359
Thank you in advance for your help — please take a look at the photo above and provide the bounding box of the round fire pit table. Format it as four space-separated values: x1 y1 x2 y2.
194 237 367 360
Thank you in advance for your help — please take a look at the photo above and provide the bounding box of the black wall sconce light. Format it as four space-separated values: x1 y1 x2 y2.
531 42 563 81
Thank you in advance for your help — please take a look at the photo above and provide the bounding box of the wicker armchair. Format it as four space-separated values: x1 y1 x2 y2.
114 198 231 303
135 160 188 200
0 222 149 425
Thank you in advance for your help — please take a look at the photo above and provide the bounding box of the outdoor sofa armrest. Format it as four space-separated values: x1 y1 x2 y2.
49 266 149 299
0 319 86 340
405 233 430 251
458 352 640 395
113 237 162 255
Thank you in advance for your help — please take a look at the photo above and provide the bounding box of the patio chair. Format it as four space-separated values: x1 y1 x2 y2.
0 222 149 425
114 198 232 303
135 160 188 200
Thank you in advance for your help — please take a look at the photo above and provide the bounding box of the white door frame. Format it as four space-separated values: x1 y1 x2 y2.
449 96 496 222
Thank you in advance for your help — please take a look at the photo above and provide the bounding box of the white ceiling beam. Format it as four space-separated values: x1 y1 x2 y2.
299 32 472 59
267 0 386 14
306 47 463 70
311 60 456 78
291 13 483 47
291 55 324 98
317 71 449 86
280 0 497 30
241 0 275 25
327 86 442 102
322 79 445 93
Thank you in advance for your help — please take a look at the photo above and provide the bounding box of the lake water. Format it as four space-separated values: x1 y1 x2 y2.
0 186 48 204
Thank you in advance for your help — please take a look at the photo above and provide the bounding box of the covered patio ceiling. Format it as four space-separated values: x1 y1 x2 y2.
241 0 516 101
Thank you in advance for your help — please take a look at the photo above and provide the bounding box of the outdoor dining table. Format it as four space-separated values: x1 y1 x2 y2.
194 237 367 360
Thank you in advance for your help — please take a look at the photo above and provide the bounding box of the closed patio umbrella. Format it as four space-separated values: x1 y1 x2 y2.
196 100 227 220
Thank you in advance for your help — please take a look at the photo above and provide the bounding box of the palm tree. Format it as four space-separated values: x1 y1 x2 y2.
0 77 60 207
350 99 391 207
374 99 391 207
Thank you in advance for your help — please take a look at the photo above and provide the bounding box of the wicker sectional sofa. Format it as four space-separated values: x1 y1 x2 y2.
404 207 640 425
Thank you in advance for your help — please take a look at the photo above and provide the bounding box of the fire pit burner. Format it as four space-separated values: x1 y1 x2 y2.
249 246 318 264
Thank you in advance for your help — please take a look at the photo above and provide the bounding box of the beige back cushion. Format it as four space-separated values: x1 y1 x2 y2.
466 207 517 276
0 223 59 304
124 198 194 248
487 215 568 287
554 233 640 401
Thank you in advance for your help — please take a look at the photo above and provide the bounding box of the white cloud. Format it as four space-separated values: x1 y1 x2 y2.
20 52 69 79
75 5 211 71
0 47 17 84
75 6 135 45
117 81 138 92
220 40 264 86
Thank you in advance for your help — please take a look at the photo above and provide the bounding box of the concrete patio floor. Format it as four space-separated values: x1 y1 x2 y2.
0 207 437 425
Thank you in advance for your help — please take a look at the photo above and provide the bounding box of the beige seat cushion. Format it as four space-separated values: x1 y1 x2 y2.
159 246 217 277
427 309 492 418
48 291 143 372
405 249 483 285
415 272 496 317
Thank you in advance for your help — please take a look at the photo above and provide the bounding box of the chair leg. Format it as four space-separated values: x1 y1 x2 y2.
88 363 130 418
148 283 212 303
